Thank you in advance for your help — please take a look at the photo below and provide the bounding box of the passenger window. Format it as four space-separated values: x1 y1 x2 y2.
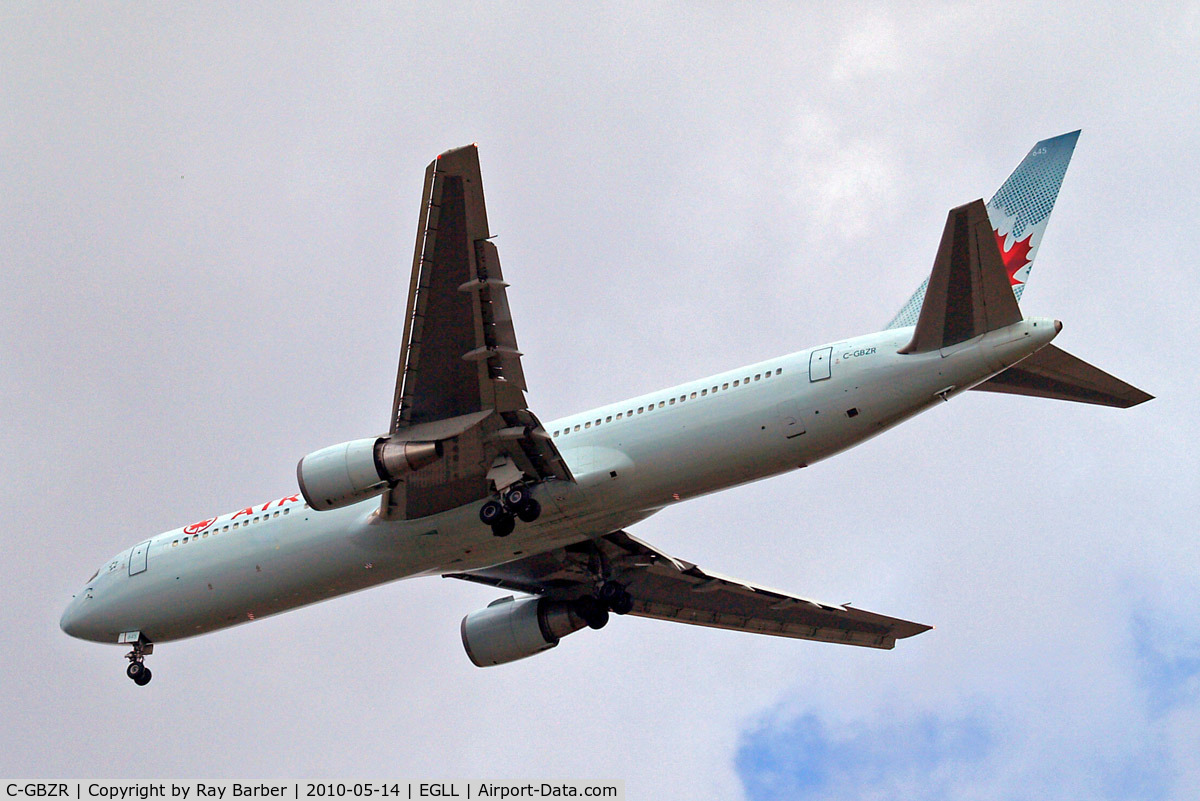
282 509 289 516
744 376 750 383
616 413 622 420
627 410 633 416
701 389 708 396
669 398 675 405
273 511 279 518
585 422 591 429
679 395 686 402
691 392 697 399
734 380 740 387
637 407 644 413
606 416 612 422
755 374 761 380
722 383 729 390
776 368 782 375
553 430 559 436
658 401 665 408
202 532 208 538
765 371 772 378
172 540 179 548
183 537 188 544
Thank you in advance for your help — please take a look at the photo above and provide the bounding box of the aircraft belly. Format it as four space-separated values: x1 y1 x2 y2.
116 490 623 642
598 335 1008 507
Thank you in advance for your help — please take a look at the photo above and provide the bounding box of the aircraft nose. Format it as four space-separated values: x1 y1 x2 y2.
60 598 82 637
60 593 106 641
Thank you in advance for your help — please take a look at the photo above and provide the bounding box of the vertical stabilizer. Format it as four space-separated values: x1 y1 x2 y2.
887 131 1080 329
987 130 1080 300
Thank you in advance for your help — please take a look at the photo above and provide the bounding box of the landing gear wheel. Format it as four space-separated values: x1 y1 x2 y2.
598 581 625 604
610 591 634 616
515 498 541 523
503 486 528 509
479 500 506 526
123 638 154 686
490 515 515 538
575 597 610 630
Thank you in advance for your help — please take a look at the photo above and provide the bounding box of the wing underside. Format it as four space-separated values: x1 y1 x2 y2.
382 146 571 520
448 531 930 650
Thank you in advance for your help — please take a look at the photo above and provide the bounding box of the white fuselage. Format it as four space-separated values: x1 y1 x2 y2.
60 318 1060 644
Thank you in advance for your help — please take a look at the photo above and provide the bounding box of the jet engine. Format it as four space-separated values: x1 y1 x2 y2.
461 596 603 667
296 437 441 511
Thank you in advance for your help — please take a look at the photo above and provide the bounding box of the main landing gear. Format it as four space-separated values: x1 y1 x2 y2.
572 581 635 630
124 640 153 686
479 484 542 537
599 580 635 616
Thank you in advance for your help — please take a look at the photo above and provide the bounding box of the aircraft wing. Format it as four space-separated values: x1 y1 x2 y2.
446 531 931 650
382 145 572 520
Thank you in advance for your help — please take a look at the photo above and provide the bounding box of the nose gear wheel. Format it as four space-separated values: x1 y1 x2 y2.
124 640 153 686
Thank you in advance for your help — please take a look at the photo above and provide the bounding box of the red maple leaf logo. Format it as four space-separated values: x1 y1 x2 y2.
994 230 1034 286
184 517 217 536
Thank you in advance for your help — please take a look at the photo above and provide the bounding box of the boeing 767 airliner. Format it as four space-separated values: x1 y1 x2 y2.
61 132 1150 685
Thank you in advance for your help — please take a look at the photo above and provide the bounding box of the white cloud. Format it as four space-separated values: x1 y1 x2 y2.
829 12 905 83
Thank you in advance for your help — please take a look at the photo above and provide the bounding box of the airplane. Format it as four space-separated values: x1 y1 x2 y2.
61 131 1151 686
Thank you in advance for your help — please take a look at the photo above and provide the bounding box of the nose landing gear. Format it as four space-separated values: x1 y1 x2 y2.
124 639 153 686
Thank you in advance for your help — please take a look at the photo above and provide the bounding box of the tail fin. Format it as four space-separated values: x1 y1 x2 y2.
887 131 1081 329
972 344 1153 408
899 199 1022 354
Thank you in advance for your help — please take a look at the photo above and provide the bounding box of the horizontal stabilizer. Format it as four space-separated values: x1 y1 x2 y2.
971 344 1153 408
900 199 1023 354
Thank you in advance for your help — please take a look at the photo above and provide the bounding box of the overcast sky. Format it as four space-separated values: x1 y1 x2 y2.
4 3 1199 798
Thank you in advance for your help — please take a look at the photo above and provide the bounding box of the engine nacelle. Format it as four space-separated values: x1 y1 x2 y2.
296 437 441 511
461 596 589 667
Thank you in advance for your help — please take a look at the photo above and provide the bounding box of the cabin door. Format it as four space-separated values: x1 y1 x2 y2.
128 540 150 576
